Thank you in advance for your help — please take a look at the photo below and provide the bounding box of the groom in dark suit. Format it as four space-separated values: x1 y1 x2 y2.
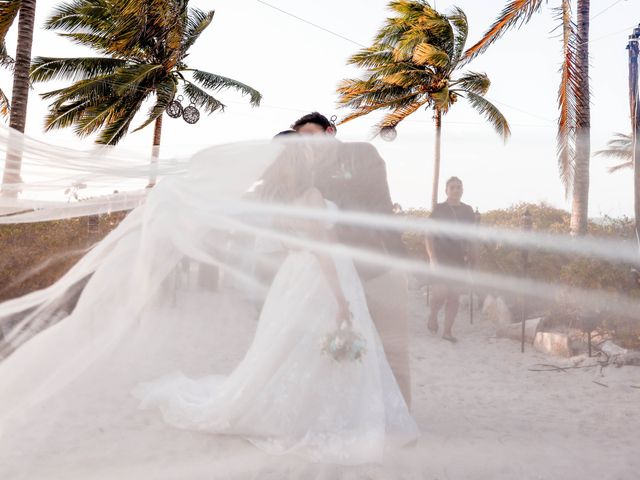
292 113 412 408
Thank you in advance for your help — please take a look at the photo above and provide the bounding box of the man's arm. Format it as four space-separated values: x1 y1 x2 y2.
350 143 394 214
425 205 439 264
425 235 437 264
465 205 479 266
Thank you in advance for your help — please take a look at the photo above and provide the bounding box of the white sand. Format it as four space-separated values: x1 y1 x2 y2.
1 286 639 479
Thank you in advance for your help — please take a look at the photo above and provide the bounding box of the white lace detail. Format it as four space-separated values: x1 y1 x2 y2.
132 250 419 465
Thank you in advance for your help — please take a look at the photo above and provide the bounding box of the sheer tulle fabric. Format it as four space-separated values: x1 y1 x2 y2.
0 134 420 478
132 246 418 464
3 130 640 479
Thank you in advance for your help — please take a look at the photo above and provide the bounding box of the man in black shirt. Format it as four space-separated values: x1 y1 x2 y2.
425 177 476 342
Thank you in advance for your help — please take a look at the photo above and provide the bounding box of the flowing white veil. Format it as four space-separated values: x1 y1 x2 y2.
1 127 639 479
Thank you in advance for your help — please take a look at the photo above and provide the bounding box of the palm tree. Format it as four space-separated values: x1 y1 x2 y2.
30 0 261 185
0 0 36 198
0 0 19 119
462 0 591 235
336 1 510 209
596 133 633 173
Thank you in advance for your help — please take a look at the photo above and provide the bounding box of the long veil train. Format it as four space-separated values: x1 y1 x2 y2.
1 129 639 479
0 134 425 478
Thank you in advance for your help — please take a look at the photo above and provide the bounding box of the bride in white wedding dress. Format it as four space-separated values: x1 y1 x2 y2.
131 144 419 465
0 137 420 479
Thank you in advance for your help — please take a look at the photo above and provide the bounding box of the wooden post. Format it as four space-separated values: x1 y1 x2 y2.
520 209 532 353
628 26 640 253
470 207 481 324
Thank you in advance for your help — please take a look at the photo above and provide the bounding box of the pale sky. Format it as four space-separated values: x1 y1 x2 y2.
1 0 639 216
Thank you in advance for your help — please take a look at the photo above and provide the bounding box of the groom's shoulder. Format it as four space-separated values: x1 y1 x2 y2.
339 141 384 163
340 141 379 153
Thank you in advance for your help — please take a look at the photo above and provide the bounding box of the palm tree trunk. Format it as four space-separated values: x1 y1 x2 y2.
147 114 163 188
431 109 442 210
570 0 590 236
1 0 37 199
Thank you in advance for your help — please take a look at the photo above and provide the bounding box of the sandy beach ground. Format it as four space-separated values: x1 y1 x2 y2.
406 288 640 479
1 284 639 480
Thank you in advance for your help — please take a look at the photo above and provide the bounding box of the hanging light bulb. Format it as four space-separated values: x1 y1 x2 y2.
182 102 201 124
380 126 397 142
166 95 184 118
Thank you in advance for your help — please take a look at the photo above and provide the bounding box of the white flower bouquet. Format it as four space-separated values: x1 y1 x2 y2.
321 321 367 362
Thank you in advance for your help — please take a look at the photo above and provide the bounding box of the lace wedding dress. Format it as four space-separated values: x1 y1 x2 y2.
132 201 419 465
0 139 420 477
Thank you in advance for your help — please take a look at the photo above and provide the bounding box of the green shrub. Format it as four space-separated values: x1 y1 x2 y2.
403 203 640 348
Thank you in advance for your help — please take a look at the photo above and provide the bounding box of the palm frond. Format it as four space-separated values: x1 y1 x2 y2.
452 71 490 95
338 91 424 124
606 161 633 173
382 70 430 89
44 99 91 131
447 6 468 64
182 80 225 114
462 0 544 63
94 94 147 145
182 8 214 54
31 56 127 83
0 86 9 118
412 43 450 68
41 74 117 105
595 132 633 172
112 63 165 96
460 90 511 140
57 32 124 56
0 0 20 34
556 0 580 195
394 17 453 62
45 1 113 34
337 77 417 110
72 95 125 137
52 9 149 59
0 0 20 66
0 40 13 67
378 1 454 60
347 44 395 69
370 59 427 78
132 77 177 132
189 69 261 106
64 92 148 137
376 99 429 129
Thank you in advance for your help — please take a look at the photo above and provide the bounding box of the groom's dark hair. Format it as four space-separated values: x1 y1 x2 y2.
272 129 298 140
291 112 336 132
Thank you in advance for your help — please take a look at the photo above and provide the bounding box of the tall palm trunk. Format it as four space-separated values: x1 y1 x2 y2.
147 114 163 188
431 109 442 210
570 0 590 236
1 0 36 199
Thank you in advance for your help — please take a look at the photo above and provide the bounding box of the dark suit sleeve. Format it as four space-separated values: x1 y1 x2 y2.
353 143 394 214
352 143 407 256
429 204 442 219
464 204 475 223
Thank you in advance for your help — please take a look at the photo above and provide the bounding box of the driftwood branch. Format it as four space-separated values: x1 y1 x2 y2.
528 363 599 373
